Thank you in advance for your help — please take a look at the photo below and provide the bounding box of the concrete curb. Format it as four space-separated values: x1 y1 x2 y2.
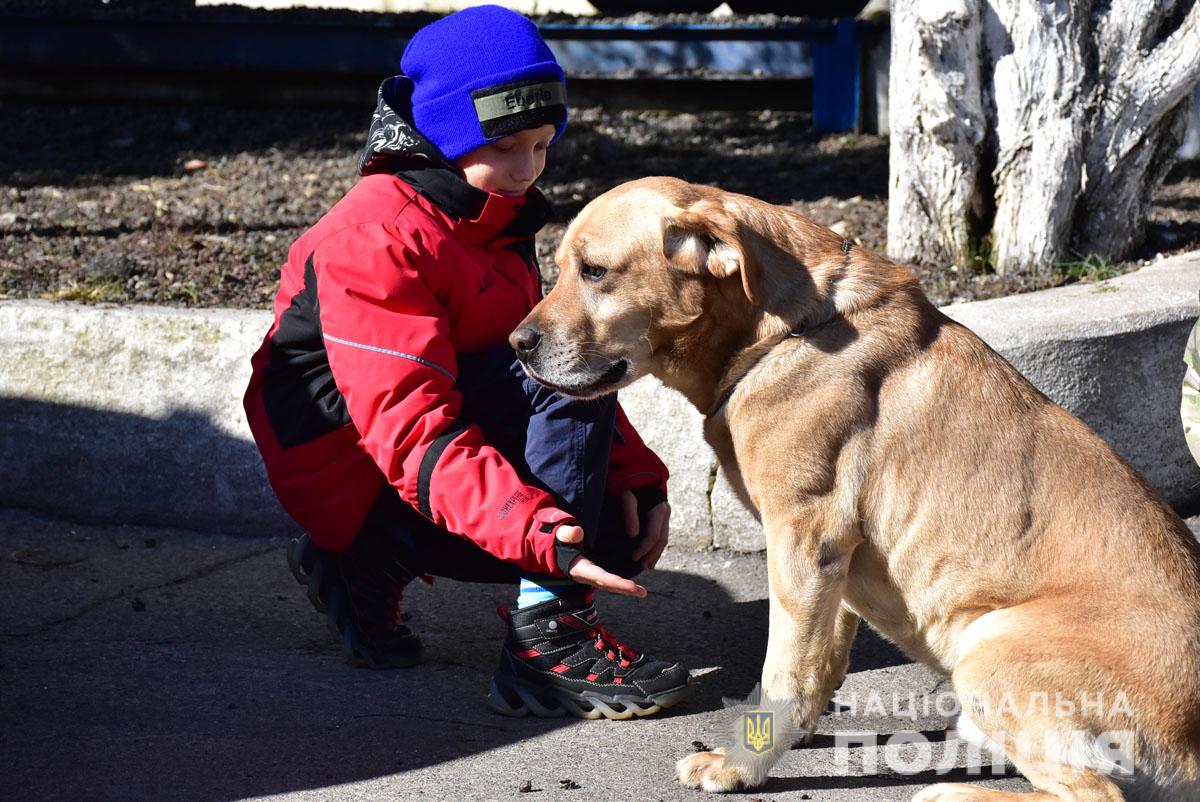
941 254 1200 511
0 303 289 535
2 253 1198 546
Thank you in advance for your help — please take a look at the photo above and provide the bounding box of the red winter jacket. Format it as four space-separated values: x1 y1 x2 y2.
243 80 667 577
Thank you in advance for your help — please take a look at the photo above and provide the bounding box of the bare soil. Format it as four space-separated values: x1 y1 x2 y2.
1 98 1197 309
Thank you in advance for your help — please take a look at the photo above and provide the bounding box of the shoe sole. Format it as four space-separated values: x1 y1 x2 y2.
486 674 690 721
339 624 422 670
289 536 421 670
288 535 331 610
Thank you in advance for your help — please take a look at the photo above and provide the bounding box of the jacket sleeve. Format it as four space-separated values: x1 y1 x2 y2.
607 402 669 500
312 222 574 576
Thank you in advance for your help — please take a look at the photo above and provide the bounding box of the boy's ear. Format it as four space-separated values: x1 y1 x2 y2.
660 202 759 305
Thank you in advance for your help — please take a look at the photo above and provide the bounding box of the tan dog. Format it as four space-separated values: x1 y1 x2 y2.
511 177 1200 800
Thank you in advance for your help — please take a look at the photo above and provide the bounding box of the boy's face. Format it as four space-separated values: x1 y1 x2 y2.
456 124 555 197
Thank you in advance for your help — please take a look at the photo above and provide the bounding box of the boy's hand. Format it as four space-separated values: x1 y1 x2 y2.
556 524 647 598
620 490 671 570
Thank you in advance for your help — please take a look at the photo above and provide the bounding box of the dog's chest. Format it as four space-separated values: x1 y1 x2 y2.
702 420 737 472
701 418 757 509
842 545 955 671
843 546 905 624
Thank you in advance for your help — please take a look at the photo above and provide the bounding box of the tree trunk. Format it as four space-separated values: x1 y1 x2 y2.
888 0 985 269
1076 0 1200 256
888 0 1200 275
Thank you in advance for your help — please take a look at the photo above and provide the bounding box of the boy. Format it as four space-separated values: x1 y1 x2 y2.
243 5 690 720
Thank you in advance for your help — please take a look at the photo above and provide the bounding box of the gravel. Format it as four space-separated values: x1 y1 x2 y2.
1 97 1197 310
0 0 819 26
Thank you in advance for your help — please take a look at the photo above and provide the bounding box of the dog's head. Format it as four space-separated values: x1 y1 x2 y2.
511 177 771 399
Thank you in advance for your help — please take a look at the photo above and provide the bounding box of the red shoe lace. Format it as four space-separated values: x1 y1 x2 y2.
588 623 640 667
382 573 429 631
385 584 407 631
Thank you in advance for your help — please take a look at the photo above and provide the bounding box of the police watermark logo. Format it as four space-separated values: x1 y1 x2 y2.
710 685 1137 779
823 689 1137 778
719 685 800 774
742 710 773 754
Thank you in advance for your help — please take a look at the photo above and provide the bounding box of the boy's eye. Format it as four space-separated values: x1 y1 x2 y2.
580 262 607 281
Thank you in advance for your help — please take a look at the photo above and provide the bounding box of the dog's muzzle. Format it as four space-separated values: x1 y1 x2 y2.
523 357 629 399
510 325 631 398
598 359 629 387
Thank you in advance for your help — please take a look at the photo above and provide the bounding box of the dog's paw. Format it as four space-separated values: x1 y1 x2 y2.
674 748 751 793
911 782 988 802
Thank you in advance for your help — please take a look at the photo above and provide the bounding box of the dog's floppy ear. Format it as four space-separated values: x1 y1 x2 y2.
661 202 759 305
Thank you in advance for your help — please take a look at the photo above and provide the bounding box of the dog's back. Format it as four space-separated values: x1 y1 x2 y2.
807 239 1200 793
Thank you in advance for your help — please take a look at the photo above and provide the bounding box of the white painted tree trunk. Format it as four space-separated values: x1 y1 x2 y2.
888 0 986 269
888 0 1200 275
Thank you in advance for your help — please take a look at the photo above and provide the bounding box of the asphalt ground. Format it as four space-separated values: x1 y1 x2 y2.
3 507 1198 802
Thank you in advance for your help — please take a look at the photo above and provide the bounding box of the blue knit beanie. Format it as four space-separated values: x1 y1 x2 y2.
401 5 568 162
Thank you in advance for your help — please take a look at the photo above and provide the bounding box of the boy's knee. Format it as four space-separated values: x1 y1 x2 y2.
587 520 645 580
599 555 643 581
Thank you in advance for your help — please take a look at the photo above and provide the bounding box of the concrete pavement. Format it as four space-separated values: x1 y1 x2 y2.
0 507 1002 802
15 510 1198 801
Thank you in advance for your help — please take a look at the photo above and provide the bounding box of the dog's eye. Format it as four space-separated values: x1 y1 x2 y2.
580 262 607 281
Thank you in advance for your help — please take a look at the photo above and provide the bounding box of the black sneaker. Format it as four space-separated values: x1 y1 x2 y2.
287 531 424 669
487 589 690 720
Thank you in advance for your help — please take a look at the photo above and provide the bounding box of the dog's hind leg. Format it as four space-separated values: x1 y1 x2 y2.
911 768 1125 802
912 711 1128 801
911 610 1133 802
911 749 1127 802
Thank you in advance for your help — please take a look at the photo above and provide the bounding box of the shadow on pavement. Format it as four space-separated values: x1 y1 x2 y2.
0 397 292 537
1 502 913 802
0 393 909 801
770 764 1020 792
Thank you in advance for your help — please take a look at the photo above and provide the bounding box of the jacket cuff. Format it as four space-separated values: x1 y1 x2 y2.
607 470 668 498
632 484 668 514
529 508 579 577
555 540 584 579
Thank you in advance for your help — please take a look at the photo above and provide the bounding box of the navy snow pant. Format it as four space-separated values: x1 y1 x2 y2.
358 345 646 584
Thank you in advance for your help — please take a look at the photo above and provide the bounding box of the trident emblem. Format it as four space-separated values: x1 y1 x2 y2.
743 710 774 754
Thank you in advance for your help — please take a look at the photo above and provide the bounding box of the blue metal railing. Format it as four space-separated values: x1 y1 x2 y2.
0 12 882 130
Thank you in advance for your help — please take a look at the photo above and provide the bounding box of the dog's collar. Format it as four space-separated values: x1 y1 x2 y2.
706 320 811 419
704 239 852 421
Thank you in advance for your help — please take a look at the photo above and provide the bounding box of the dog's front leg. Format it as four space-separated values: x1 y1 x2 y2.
802 603 859 745
762 522 860 752
676 516 860 792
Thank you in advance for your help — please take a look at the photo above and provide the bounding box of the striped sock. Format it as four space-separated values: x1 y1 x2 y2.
516 577 578 609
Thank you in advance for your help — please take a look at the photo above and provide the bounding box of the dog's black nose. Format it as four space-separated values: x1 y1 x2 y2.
510 326 542 359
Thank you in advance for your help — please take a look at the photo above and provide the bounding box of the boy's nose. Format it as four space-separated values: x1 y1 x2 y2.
510 325 542 360
512 155 536 182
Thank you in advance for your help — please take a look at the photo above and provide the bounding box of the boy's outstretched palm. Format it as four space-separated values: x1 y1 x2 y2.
556 524 645 596
557 489 671 598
